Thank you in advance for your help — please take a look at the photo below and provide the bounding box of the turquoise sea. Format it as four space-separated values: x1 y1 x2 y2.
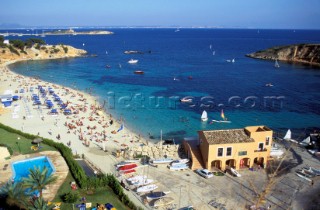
5 28 320 142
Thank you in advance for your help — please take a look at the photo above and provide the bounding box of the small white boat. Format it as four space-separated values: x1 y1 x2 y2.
229 167 241 177
305 166 320 176
154 197 174 207
201 110 208 122
152 158 174 164
125 159 140 163
146 191 170 200
308 149 318 155
116 161 134 168
296 170 312 182
265 83 273 87
167 163 189 171
211 119 231 123
128 59 138 64
170 159 189 166
136 184 158 193
180 98 192 103
275 59 280 68
132 178 153 186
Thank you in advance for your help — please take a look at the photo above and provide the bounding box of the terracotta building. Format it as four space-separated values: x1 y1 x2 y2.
184 126 273 170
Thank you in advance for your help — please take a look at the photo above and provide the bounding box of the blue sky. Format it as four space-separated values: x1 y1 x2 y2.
1 0 320 29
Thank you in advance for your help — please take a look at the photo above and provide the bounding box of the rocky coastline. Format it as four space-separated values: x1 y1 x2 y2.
0 44 87 65
246 44 320 67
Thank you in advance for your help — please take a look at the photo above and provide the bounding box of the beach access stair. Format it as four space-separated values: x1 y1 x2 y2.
183 140 205 170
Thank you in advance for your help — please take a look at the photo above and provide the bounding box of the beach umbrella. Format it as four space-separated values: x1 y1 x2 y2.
32 138 43 144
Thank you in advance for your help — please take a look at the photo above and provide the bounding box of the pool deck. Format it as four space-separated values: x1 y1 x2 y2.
0 151 68 201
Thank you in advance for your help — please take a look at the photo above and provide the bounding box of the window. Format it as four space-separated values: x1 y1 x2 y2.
259 143 264 151
238 151 247 156
266 137 270 146
226 147 232 156
217 148 223 157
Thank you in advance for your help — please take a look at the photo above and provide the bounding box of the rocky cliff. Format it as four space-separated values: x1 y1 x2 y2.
246 44 320 67
0 44 87 65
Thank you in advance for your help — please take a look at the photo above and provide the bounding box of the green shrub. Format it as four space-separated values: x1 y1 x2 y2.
8 45 19 55
63 191 80 203
63 46 68 53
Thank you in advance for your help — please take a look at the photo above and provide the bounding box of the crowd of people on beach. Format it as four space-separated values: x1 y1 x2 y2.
0 65 145 154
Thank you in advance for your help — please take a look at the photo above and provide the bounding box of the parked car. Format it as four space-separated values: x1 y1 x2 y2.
195 169 213 178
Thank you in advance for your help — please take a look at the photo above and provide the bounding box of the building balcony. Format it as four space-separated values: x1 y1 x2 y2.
254 148 268 153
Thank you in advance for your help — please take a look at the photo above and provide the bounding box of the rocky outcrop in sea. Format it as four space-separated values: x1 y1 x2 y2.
246 44 320 67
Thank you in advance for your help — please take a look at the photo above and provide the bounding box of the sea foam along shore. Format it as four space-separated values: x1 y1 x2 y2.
0 46 151 174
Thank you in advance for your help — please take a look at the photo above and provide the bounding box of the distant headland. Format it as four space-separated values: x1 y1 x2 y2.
45 28 114 35
0 28 113 37
246 44 320 67
0 37 87 65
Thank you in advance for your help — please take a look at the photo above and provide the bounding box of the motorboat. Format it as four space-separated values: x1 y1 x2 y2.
136 184 158 193
128 59 138 64
134 70 144 74
265 83 274 87
180 98 192 103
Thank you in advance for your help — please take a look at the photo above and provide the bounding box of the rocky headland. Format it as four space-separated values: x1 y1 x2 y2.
246 44 320 67
0 43 87 65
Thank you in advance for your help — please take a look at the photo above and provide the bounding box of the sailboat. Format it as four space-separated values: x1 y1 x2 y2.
211 109 231 123
275 59 280 68
299 136 311 147
137 184 158 193
283 129 298 143
201 110 208 122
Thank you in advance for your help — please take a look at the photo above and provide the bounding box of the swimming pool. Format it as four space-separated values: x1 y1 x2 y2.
12 156 56 182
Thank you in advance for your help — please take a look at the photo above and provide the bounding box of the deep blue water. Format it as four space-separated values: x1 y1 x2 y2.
5 28 320 141
12 156 55 182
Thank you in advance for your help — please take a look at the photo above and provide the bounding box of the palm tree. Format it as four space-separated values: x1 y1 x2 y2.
22 166 57 198
0 181 26 208
27 196 52 210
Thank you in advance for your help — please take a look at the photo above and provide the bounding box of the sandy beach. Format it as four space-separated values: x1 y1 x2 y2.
0 59 152 169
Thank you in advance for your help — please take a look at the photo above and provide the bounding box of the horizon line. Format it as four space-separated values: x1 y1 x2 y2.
0 25 320 30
